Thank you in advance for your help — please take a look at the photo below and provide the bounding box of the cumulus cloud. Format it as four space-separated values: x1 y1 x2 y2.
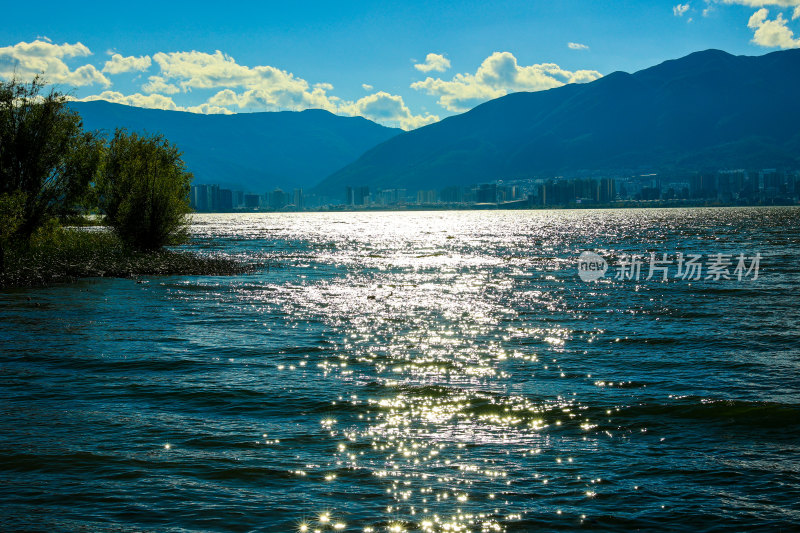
674 3 691 16
716 0 799 6
362 83 373 91
102 53 151 74
142 75 180 94
153 50 298 91
75 90 233 114
185 102 235 115
414 53 451 73
410 51 602 112
712 0 800 46
0 40 109 87
77 90 180 110
567 42 589 50
4 42 438 128
747 7 800 47
717 0 800 15
151 50 340 111
204 86 432 130
714 0 800 17
339 91 439 130
205 86 337 112
148 50 436 127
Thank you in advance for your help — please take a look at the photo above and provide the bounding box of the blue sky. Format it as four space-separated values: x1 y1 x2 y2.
1 0 799 129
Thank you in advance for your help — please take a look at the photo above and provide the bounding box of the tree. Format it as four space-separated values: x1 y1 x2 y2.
0 190 25 271
0 76 102 239
99 129 192 250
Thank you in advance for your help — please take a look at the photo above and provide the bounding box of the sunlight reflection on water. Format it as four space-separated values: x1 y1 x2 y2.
1 208 799 532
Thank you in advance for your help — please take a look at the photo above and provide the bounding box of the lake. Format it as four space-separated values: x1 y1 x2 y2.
1 207 799 531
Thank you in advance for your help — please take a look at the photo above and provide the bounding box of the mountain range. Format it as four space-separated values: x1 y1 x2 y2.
316 48 800 195
69 101 400 192
70 48 800 198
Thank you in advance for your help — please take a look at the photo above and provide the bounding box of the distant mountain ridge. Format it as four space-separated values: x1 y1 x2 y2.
315 48 800 195
69 101 400 192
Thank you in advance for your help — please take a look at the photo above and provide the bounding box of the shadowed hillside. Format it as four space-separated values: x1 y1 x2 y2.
70 101 400 192
316 49 800 194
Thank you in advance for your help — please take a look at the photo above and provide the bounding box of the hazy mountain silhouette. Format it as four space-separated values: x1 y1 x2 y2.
69 101 400 192
316 48 800 194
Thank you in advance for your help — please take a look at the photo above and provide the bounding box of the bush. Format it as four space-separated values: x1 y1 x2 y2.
0 190 25 270
0 76 102 239
99 129 192 250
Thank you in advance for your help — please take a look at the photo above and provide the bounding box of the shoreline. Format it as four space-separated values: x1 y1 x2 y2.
192 199 800 214
0 226 251 289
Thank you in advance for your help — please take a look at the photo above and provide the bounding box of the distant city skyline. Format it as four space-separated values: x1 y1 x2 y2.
2 1 799 129
190 168 800 212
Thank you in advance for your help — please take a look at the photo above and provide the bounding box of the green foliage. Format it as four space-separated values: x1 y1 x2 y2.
0 76 102 239
0 190 26 270
0 77 243 286
0 190 25 242
99 128 192 250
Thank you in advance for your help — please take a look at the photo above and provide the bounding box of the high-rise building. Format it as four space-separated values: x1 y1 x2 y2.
476 183 497 203
269 188 286 209
190 184 213 211
440 186 463 203
416 190 437 204
346 186 370 205
209 185 220 211
355 186 369 205
598 178 616 203
218 189 233 211
293 188 304 209
244 194 261 208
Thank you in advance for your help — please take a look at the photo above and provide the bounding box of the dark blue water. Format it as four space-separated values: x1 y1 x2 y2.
1 208 799 532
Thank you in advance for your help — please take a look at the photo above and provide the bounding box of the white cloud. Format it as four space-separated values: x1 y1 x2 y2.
153 50 302 91
78 87 432 127
747 7 800 47
76 90 180 110
206 85 433 130
151 50 340 111
102 53 151 74
4 43 438 128
338 91 439 130
75 90 233 114
142 75 180 94
362 83 373 91
674 3 691 16
712 0 800 45
567 42 589 50
184 102 234 115
0 40 110 87
204 86 337 112
716 0 799 7
205 88 238 107
414 53 451 73
147 50 439 127
410 51 602 112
